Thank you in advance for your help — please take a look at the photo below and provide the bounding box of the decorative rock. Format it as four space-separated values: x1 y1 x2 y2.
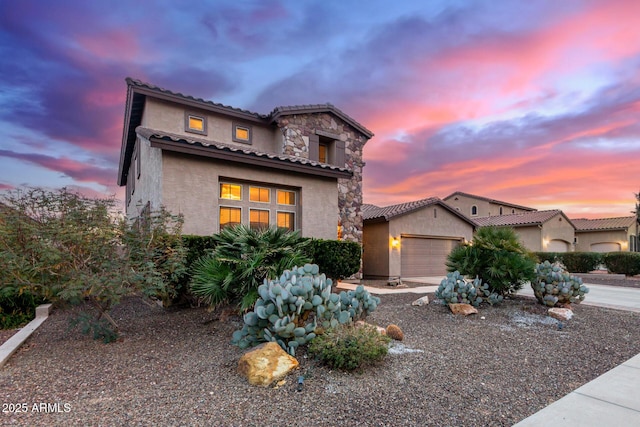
354 320 387 335
412 296 430 306
386 324 404 341
449 303 478 316
387 277 403 287
548 308 573 321
237 342 299 386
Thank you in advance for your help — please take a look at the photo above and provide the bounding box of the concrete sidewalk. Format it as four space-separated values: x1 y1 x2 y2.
339 278 640 427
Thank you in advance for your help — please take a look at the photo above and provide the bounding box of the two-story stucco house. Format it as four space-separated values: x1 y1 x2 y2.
117 78 373 243
444 191 537 218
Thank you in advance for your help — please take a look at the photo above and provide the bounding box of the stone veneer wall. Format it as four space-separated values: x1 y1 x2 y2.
275 113 369 245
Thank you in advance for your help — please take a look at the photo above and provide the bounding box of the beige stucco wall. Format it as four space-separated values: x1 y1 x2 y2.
444 194 531 218
142 98 280 153
161 151 338 237
362 221 390 278
540 215 575 252
363 206 474 278
126 135 162 219
575 229 632 252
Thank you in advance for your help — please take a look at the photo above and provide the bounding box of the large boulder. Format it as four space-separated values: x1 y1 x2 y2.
449 303 478 315
237 342 299 386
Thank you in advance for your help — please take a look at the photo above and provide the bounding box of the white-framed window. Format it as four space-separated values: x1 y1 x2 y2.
276 211 295 232
277 189 296 206
220 183 242 200
249 186 270 203
250 209 270 230
220 206 241 229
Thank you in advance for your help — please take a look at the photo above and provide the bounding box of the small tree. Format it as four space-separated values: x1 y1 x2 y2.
446 226 537 296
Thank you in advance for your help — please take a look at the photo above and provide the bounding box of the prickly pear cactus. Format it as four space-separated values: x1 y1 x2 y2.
532 261 589 307
434 271 503 306
231 264 380 356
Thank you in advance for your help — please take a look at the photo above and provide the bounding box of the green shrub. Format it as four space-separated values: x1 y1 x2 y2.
303 239 361 280
0 290 44 329
308 324 390 371
190 225 311 311
533 252 561 264
446 227 537 296
531 261 589 307
559 252 602 273
231 264 380 356
434 271 503 306
603 252 640 276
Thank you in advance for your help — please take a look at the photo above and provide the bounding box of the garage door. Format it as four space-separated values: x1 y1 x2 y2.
401 236 461 277
547 240 569 252
590 242 621 252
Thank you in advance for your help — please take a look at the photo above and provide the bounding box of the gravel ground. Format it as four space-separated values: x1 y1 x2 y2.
1 291 639 427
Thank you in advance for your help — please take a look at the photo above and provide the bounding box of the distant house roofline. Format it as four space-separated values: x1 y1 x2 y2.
443 191 537 212
571 216 637 232
363 197 477 227
473 209 574 228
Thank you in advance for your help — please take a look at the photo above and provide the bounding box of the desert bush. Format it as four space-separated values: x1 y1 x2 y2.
559 252 602 273
603 252 640 276
531 261 589 307
0 290 44 329
303 239 361 280
446 227 537 295
533 252 561 264
231 264 380 355
190 225 311 311
308 324 390 371
435 271 503 306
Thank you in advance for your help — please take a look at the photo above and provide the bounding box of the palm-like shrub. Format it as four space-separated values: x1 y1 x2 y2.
189 225 311 311
446 226 536 296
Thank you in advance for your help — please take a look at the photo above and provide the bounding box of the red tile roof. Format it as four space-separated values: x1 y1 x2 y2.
571 216 637 231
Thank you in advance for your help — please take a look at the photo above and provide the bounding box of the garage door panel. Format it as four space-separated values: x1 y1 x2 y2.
401 237 459 277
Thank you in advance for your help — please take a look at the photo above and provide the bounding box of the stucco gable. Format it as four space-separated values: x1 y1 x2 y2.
443 191 536 212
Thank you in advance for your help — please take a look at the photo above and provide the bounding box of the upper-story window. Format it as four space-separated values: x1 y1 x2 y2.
185 112 207 135
319 142 328 163
233 123 252 144
499 207 503 215
471 205 478 216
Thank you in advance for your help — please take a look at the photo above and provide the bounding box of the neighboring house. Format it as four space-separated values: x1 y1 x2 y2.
117 78 374 243
474 210 575 252
572 216 639 252
444 191 536 218
362 198 476 279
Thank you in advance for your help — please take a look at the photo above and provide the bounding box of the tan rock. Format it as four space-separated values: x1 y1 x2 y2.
412 296 430 306
449 303 478 315
548 308 573 321
237 342 299 386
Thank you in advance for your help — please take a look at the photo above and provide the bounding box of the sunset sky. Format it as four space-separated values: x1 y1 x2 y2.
1 0 639 219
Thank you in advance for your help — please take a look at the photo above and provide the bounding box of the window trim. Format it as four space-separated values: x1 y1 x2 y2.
219 182 243 201
185 112 207 135
276 210 296 231
219 205 242 230
249 185 271 203
277 189 297 206
232 123 252 144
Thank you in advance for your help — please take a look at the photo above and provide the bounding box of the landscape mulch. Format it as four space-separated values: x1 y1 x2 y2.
2 291 639 426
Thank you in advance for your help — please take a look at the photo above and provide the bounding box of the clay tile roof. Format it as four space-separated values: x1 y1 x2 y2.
474 210 570 227
126 78 267 119
571 216 637 231
444 191 536 211
270 104 374 139
136 127 351 174
363 197 444 221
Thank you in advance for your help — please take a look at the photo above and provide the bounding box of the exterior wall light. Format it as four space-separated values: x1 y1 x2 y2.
391 237 400 249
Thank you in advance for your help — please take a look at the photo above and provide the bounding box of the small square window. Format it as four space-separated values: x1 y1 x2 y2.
220 207 241 230
233 123 252 144
185 112 207 135
277 212 295 231
250 209 269 230
220 183 242 200
277 190 296 205
250 186 270 203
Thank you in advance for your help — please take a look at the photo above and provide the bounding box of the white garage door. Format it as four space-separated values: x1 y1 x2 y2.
547 240 569 252
590 242 621 252
401 237 461 277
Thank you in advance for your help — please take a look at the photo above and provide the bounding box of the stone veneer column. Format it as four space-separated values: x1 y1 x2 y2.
275 114 367 246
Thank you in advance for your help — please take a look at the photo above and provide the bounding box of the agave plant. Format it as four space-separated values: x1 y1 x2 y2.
190 225 311 311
